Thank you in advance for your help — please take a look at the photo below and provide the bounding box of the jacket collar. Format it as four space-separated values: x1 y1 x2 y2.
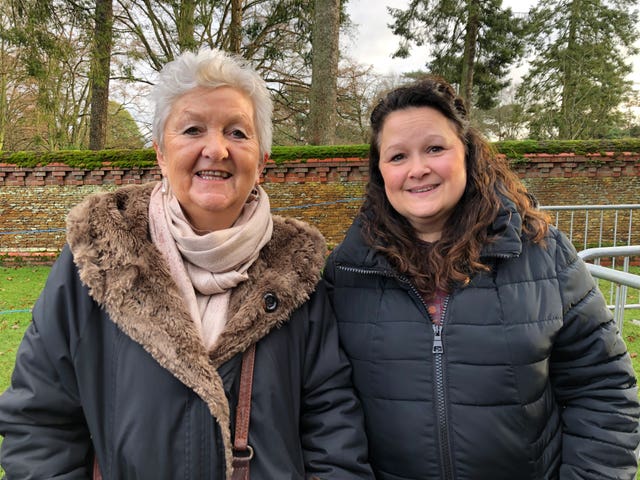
336 194 524 270
65 182 326 477
481 193 523 259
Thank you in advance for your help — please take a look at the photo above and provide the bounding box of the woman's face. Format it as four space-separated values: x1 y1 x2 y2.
155 86 263 232
378 106 467 242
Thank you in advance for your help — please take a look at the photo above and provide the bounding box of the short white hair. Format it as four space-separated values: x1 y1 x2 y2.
151 48 273 159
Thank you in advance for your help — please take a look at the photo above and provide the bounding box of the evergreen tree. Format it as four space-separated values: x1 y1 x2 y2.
389 0 526 110
518 0 639 139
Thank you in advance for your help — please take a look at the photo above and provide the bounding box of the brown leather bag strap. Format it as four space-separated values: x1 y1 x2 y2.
231 342 257 480
93 456 103 480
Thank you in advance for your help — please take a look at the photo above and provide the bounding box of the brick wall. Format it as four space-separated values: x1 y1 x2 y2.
1 153 639 263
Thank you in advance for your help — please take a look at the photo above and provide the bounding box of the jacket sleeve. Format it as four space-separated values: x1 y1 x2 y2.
0 246 92 479
299 281 374 479
549 231 640 480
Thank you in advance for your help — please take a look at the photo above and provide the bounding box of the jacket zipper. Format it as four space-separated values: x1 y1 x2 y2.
336 264 396 278
337 264 455 479
406 282 454 480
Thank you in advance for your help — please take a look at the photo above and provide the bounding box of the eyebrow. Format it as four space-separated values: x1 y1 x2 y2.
226 112 254 127
173 110 255 129
382 134 448 153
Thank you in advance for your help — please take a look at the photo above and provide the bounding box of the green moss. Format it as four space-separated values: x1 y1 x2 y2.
0 146 372 167
0 149 156 169
492 138 640 157
270 144 370 163
1 139 639 168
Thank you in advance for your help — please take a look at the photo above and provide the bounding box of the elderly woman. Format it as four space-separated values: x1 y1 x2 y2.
0 49 373 480
323 76 640 479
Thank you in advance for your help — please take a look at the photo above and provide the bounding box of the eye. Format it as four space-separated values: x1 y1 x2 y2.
427 146 444 153
229 128 248 139
183 126 201 136
389 153 405 162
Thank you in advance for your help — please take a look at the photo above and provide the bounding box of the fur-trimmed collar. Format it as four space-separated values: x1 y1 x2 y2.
65 182 326 477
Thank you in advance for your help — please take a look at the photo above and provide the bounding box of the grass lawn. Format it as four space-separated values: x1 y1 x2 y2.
0 266 50 392
0 265 639 476
0 265 50 476
597 267 640 378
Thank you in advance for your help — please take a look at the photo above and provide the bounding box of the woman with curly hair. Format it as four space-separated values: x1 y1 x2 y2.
323 75 639 480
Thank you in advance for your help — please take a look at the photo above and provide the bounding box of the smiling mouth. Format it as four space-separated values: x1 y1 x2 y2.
196 170 231 180
409 185 437 193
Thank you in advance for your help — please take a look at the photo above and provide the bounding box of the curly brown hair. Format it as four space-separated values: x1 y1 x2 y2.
361 75 550 297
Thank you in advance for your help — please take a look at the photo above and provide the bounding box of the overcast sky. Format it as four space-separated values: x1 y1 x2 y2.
343 0 640 87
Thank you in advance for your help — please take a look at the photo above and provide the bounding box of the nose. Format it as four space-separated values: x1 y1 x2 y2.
408 154 431 178
202 130 229 161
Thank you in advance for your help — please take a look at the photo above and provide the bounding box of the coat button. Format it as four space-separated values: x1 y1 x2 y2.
263 292 278 312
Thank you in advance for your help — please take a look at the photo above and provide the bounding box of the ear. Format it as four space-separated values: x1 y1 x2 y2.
154 141 167 176
257 153 268 177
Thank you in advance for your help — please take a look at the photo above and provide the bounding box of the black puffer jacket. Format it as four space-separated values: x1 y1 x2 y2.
0 183 374 480
323 198 640 480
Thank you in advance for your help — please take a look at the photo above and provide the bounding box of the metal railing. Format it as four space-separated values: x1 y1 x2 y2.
539 204 640 330
541 204 640 250
577 246 640 331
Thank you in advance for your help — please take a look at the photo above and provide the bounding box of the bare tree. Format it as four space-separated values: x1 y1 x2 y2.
113 0 319 141
3 0 94 150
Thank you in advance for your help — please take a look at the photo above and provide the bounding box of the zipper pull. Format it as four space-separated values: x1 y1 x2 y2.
432 324 444 354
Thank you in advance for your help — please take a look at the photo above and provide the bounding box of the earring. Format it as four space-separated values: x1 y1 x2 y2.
246 185 259 203
161 177 169 194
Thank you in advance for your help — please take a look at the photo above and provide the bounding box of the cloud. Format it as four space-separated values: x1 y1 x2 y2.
343 0 429 75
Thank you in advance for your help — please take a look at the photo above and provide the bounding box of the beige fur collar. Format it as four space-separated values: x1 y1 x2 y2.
65 182 326 477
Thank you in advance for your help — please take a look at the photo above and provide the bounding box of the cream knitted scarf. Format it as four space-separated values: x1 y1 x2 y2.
149 183 273 350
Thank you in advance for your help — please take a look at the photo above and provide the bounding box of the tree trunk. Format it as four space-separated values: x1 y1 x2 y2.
229 0 243 54
559 0 580 139
88 0 113 151
176 0 197 52
460 0 479 108
308 0 340 145
0 51 6 151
